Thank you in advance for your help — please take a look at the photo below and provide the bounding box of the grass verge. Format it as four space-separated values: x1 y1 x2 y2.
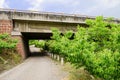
0 50 23 74
62 63 102 80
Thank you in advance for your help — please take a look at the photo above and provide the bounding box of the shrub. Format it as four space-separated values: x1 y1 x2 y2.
0 33 17 54
47 16 120 80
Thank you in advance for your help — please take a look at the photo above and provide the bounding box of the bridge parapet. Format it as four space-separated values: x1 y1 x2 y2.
0 9 87 24
1 8 119 24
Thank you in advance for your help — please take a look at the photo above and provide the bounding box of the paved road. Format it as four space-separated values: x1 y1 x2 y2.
0 56 67 80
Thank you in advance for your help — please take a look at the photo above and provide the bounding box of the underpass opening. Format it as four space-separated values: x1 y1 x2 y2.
21 32 74 58
29 40 47 57
21 32 52 58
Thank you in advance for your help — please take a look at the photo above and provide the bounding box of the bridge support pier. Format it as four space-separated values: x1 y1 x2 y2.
0 19 28 59
13 36 30 59
22 36 30 58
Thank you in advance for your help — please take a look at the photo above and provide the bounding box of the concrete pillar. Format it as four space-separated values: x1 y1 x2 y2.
13 35 30 59
53 54 57 59
22 36 30 58
12 36 25 59
61 57 64 65
57 55 60 61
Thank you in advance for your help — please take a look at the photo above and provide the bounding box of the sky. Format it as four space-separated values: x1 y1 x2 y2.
0 0 120 18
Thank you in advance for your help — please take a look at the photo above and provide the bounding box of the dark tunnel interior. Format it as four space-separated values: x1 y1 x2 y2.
22 32 53 40
21 32 53 58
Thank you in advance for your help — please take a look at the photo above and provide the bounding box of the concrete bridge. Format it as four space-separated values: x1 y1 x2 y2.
0 8 120 58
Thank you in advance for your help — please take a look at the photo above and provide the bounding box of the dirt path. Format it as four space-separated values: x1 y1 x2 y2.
0 56 67 80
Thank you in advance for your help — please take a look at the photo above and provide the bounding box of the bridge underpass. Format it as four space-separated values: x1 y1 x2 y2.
1 9 120 80
21 31 75 58
21 32 53 58
0 32 68 80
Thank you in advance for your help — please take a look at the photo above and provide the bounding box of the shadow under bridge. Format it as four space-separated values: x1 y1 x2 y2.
21 32 52 58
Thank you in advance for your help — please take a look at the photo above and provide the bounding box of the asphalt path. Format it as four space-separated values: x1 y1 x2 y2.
0 47 67 80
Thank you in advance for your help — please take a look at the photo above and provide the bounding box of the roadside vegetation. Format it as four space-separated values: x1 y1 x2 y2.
0 34 22 73
28 16 120 80
29 40 46 52
29 40 45 49
46 16 120 80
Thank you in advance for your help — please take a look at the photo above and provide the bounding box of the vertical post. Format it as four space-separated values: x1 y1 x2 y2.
57 55 60 61
52 53 54 58
61 57 64 65
54 54 57 59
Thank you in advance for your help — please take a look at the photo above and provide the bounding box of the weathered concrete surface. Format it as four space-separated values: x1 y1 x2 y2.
13 20 79 32
0 56 67 80
1 8 120 33
0 8 90 23
0 8 88 33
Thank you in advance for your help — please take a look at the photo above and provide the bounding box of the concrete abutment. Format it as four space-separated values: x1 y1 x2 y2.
0 19 27 59
14 36 30 59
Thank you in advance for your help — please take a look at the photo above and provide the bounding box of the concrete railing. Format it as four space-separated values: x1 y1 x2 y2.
1 8 119 24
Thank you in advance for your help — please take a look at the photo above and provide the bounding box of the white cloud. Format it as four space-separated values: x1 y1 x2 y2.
27 0 43 10
26 0 120 17
0 0 9 8
86 0 120 14
27 0 80 11
97 0 120 8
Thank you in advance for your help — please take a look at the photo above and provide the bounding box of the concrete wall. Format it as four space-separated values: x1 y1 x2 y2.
13 20 80 32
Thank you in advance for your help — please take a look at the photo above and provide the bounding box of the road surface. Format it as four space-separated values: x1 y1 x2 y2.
0 56 67 80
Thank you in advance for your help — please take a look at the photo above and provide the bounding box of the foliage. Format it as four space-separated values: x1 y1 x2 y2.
47 16 120 80
0 33 18 54
0 49 22 73
0 33 22 73
29 40 45 48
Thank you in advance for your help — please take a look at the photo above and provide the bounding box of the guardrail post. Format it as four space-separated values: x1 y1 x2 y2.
61 57 64 65
57 55 60 61
54 54 57 59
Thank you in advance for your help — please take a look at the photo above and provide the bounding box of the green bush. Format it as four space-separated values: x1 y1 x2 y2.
0 33 20 69
47 16 120 80
0 33 18 54
29 40 45 49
